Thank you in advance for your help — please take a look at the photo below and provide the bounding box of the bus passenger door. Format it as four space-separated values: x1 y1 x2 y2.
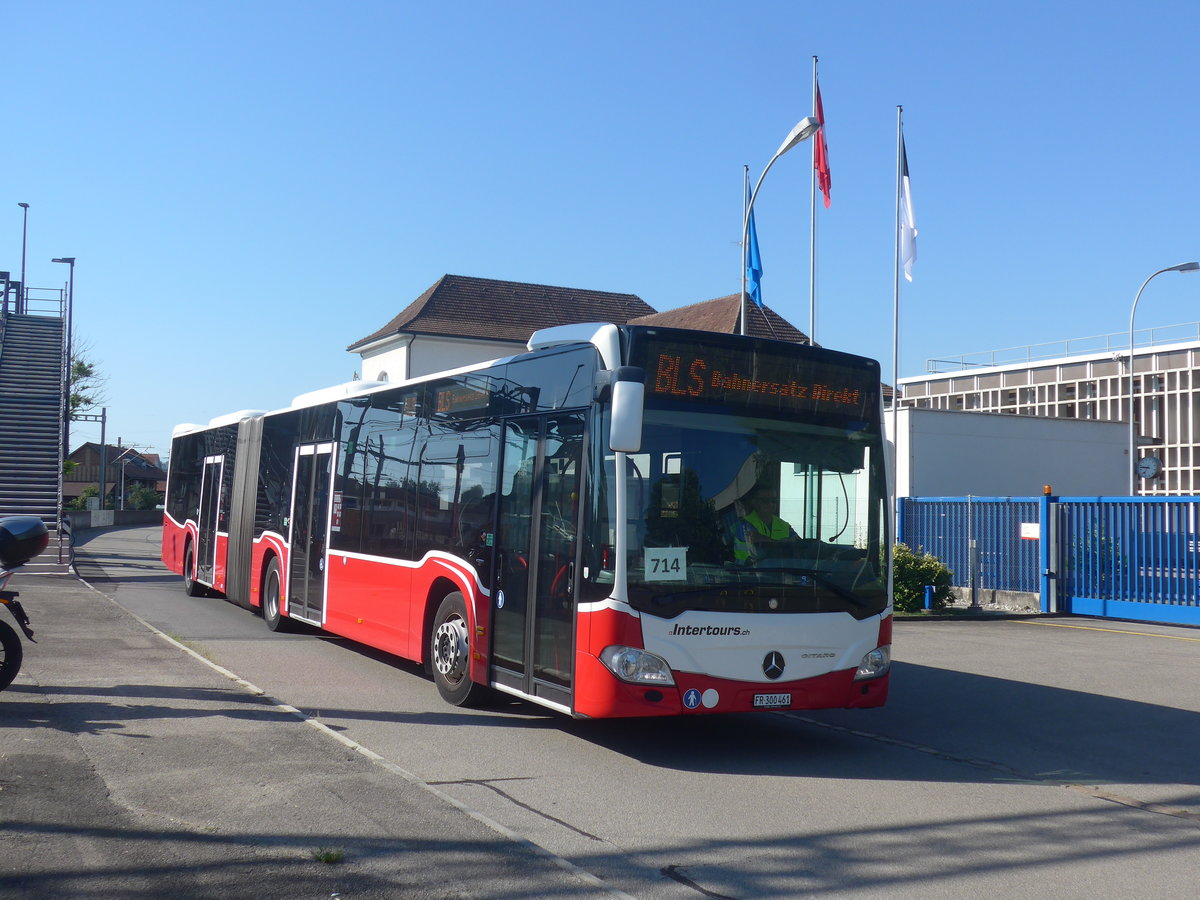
196 455 224 586
288 442 334 624
491 412 583 709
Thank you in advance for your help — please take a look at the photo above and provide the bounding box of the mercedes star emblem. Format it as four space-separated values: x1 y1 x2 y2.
762 651 786 680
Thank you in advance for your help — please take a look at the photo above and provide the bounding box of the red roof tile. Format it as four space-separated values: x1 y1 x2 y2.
630 293 813 345
348 275 657 350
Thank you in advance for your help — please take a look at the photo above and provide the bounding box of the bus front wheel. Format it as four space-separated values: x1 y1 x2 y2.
183 544 205 597
430 592 489 707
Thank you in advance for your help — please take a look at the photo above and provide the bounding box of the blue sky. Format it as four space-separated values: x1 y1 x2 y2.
7 1 1200 456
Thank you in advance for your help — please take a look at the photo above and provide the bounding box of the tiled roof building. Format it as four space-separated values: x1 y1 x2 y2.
347 274 816 384
630 293 812 345
348 275 657 351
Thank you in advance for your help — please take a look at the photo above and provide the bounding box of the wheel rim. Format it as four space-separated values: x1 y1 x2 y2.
433 615 468 684
265 572 279 619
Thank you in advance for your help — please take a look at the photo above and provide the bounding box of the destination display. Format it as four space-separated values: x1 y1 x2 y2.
434 383 490 415
629 332 879 421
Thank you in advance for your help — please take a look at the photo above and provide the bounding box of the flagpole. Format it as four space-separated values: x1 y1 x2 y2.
809 55 818 343
741 164 749 335
892 106 903 540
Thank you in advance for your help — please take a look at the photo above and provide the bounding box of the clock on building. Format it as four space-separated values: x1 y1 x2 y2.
1135 456 1162 480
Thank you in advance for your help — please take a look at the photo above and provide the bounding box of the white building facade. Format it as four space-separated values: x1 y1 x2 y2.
886 407 1127 498
898 327 1200 496
354 332 526 383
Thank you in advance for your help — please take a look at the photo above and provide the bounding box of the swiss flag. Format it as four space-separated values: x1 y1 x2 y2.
814 82 831 208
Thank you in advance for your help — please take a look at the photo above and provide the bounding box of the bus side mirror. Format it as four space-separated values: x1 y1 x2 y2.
609 366 645 453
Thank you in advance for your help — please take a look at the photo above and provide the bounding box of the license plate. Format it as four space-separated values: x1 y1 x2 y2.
753 692 792 708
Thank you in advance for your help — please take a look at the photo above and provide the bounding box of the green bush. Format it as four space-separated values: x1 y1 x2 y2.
66 484 98 511
128 484 164 511
892 543 954 612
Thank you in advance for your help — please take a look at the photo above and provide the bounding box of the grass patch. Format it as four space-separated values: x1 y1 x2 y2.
311 847 346 865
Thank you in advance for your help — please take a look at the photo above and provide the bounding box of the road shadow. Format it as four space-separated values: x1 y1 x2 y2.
0 676 558 736
3 788 1199 899
9 655 1199 795
554 659 1200 792
0 817 611 899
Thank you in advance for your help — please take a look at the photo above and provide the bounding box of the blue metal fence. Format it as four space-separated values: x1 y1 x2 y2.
899 495 1200 625
899 497 1041 593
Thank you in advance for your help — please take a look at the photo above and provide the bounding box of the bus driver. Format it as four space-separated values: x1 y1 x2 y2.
733 481 800 564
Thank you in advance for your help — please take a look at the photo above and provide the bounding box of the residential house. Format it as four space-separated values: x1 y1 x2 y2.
346 275 815 383
66 442 168 508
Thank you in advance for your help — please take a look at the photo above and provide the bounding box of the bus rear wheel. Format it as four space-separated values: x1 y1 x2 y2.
430 592 489 707
262 558 290 632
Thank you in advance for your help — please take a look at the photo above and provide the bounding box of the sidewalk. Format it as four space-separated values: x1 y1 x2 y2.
0 563 616 898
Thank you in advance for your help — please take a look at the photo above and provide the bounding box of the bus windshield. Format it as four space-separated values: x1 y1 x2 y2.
611 408 888 620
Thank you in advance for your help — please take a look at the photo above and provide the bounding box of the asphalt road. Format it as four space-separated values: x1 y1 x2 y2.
9 525 1200 898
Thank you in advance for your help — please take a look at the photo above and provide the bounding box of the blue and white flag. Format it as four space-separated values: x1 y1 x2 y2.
900 137 918 282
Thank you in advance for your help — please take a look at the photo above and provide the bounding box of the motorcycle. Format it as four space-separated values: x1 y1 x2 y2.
0 516 50 691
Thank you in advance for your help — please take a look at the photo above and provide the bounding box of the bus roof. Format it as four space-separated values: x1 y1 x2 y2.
174 322 879 439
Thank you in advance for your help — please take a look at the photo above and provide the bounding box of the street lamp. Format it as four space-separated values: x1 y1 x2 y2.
1127 261 1200 494
740 117 822 335
52 257 76 460
17 202 29 313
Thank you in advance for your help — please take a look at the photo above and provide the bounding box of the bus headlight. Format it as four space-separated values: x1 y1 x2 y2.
854 645 891 681
600 646 675 686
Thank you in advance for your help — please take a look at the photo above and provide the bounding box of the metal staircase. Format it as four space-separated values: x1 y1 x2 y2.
0 278 68 566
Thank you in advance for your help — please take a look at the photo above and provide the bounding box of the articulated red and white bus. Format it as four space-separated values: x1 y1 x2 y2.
162 323 892 717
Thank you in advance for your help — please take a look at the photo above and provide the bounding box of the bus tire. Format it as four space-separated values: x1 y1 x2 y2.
262 558 290 632
430 592 489 707
183 543 205 597
0 620 22 691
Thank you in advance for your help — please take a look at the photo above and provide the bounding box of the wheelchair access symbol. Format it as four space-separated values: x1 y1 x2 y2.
683 688 702 709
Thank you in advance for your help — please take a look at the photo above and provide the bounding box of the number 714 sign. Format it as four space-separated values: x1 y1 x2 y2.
644 547 687 581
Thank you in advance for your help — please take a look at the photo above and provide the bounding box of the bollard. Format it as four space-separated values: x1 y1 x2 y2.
968 538 982 611
924 585 934 611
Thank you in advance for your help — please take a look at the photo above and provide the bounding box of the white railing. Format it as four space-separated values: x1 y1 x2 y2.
926 322 1200 373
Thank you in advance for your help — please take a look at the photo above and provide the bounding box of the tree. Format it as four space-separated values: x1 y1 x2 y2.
68 340 107 420
127 483 163 510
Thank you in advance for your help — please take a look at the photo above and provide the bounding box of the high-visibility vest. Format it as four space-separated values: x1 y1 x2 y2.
733 510 795 563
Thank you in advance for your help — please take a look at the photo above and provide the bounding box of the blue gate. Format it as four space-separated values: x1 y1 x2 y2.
1056 498 1200 625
